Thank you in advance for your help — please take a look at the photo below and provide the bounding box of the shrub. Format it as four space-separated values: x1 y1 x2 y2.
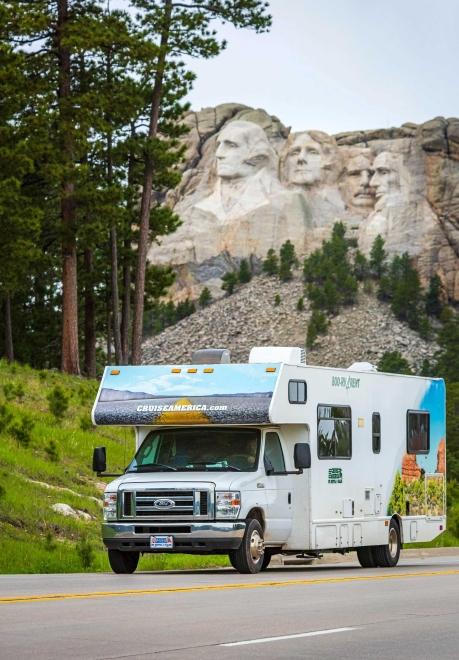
221 272 238 295
10 414 34 447
38 370 47 382
425 275 444 318
274 294 281 306
47 385 69 420
262 249 279 276
369 234 387 278
0 484 5 500
79 415 94 432
377 351 412 375
45 531 57 552
76 536 94 569
0 404 13 433
45 439 59 462
306 310 329 349
238 259 252 283
3 383 15 401
296 297 305 312
198 287 212 307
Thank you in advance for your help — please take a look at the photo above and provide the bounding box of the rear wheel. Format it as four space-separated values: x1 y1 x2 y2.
375 520 401 568
356 546 377 568
108 549 139 574
229 519 265 574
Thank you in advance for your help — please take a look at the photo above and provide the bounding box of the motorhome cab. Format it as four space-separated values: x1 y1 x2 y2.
92 347 446 574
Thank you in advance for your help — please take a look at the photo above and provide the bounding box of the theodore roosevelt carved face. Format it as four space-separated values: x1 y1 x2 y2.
215 121 275 180
341 153 376 212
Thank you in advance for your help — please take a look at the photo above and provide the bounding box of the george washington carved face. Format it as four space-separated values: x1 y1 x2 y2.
215 121 275 180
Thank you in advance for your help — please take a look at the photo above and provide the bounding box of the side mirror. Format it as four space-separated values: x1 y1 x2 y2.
92 446 107 473
294 443 311 471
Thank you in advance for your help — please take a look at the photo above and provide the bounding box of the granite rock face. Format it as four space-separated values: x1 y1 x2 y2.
149 106 459 301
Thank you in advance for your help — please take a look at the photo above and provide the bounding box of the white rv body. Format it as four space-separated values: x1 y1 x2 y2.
92 349 446 573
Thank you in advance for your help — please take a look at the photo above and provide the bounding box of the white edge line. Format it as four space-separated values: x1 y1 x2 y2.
221 627 355 647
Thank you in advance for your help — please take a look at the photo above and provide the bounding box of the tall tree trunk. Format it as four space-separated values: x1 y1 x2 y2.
58 0 80 374
83 249 96 378
4 294 14 363
131 0 172 364
121 237 131 364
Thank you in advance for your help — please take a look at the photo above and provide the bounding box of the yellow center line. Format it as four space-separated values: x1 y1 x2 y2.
1 568 459 605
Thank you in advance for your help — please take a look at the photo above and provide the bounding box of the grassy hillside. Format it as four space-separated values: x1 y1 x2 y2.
0 361 227 573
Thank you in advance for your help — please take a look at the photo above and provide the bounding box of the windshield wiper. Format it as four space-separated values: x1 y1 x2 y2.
185 462 241 472
129 463 177 472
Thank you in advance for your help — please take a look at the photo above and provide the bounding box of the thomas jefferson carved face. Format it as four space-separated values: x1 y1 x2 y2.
342 154 375 211
215 121 274 180
370 152 401 202
284 134 323 185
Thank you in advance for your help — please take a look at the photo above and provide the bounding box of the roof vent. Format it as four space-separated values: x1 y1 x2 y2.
191 348 231 364
347 361 377 372
249 346 306 365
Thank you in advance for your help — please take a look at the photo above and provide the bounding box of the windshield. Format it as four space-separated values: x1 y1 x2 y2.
127 427 260 472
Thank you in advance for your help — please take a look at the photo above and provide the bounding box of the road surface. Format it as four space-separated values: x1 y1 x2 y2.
1 553 459 659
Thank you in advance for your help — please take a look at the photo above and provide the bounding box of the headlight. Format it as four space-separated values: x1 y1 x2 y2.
216 491 241 519
103 492 117 520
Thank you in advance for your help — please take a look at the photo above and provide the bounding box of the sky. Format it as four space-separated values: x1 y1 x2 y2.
112 0 458 134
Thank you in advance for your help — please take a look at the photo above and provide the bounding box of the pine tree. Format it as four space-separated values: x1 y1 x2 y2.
262 248 279 276
222 272 238 295
425 274 444 318
238 259 252 283
198 287 212 307
370 234 387 278
377 351 413 375
130 0 272 364
279 239 297 281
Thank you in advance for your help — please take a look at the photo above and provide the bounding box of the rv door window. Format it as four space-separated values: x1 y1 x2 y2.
317 405 352 459
407 411 430 454
264 432 286 472
372 413 381 454
288 380 307 404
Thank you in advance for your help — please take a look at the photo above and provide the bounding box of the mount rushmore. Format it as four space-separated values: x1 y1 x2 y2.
149 104 459 301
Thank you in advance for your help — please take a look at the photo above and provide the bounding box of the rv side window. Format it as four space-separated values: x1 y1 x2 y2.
407 411 430 454
288 380 307 404
372 413 381 454
264 432 286 472
317 405 352 459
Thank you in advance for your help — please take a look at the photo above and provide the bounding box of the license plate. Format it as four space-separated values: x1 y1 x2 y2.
150 535 174 549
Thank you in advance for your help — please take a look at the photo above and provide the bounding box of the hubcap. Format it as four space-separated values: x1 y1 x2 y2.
388 527 398 558
249 530 264 563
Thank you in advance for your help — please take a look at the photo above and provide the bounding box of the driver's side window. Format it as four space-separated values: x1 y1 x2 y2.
264 432 286 473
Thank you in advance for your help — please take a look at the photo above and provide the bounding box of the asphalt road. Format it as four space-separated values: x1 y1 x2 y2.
1 554 459 659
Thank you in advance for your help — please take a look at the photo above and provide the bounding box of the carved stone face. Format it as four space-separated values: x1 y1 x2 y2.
370 152 401 201
284 134 323 186
215 121 273 180
343 154 375 210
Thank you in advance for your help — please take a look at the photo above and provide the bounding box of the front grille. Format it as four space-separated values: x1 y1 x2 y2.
122 488 213 520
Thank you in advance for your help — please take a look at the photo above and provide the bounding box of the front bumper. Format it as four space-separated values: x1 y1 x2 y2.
102 521 246 553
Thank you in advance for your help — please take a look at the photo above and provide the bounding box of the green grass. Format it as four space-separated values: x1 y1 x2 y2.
0 360 228 573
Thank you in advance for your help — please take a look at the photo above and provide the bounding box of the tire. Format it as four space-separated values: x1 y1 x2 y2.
228 519 265 574
374 519 401 568
356 546 377 568
260 549 275 571
108 549 139 574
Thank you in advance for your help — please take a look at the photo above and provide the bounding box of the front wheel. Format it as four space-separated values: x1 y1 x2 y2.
108 549 139 574
229 519 265 574
374 520 401 568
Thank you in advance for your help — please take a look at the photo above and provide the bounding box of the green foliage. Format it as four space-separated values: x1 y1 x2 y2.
353 250 370 281
378 252 429 334
0 483 5 500
303 222 358 320
425 275 444 318
445 383 459 482
10 413 34 448
388 472 405 516
143 297 196 336
369 234 387 278
262 248 279 276
0 403 13 433
434 310 459 383
296 297 305 312
377 351 413 375
306 310 329 349
221 271 238 295
76 536 94 570
279 240 297 281
47 386 70 421
45 439 59 463
79 415 94 432
238 259 252 283
198 287 212 307
274 294 281 306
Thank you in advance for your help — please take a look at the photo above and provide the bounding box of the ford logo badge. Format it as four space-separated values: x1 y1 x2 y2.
153 498 175 509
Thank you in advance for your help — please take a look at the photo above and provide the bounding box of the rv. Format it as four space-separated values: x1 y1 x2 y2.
91 347 446 574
